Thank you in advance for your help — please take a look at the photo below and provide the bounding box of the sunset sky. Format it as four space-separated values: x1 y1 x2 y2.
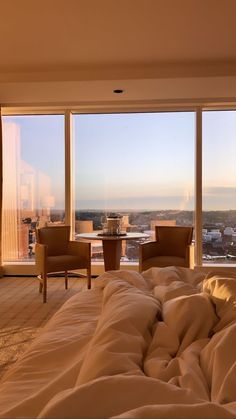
3 110 236 211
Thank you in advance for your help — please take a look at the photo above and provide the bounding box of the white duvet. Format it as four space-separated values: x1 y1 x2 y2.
0 267 236 418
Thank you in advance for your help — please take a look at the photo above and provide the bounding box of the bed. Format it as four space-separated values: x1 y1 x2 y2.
0 266 236 418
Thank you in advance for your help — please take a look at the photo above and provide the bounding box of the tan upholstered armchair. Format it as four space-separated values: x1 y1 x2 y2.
139 225 194 272
35 226 91 303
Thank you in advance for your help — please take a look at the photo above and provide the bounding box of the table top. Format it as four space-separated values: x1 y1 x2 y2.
77 232 150 241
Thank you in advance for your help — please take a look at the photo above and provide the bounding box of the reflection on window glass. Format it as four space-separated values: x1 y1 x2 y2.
203 110 236 264
73 112 195 262
2 115 65 262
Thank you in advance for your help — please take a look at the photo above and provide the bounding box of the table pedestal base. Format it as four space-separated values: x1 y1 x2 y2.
102 239 122 271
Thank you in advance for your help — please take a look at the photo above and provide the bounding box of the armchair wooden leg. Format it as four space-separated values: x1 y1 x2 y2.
39 278 43 294
87 267 91 289
43 273 47 303
65 271 68 290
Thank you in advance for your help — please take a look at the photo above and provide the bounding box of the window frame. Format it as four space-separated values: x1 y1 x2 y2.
2 103 236 275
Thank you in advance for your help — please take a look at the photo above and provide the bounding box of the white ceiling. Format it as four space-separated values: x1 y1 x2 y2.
1 0 236 105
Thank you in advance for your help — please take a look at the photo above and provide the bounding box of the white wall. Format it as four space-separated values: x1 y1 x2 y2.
1 75 236 106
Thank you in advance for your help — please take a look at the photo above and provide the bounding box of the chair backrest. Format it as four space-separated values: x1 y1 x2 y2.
155 226 193 257
36 226 70 256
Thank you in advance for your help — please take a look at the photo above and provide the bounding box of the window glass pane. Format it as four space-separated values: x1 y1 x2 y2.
2 115 65 262
203 110 236 264
73 112 195 263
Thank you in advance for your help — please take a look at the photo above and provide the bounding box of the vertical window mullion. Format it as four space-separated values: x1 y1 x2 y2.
65 111 73 236
195 107 203 266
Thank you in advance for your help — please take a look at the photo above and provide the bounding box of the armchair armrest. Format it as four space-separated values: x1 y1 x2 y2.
140 241 162 260
35 243 47 274
67 241 91 265
139 241 163 272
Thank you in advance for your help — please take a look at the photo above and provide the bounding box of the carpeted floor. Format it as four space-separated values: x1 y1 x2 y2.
0 275 90 381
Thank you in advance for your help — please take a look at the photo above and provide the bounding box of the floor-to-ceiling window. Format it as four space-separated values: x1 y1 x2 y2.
3 107 236 272
72 112 195 263
2 114 65 262
202 110 236 264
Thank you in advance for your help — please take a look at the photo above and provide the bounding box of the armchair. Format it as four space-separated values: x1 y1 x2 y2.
139 225 194 272
35 225 91 303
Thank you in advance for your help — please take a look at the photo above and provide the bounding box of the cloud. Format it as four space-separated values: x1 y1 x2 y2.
203 186 236 196
76 195 194 211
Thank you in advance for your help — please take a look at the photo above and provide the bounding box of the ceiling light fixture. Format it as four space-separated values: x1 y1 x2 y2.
113 89 124 94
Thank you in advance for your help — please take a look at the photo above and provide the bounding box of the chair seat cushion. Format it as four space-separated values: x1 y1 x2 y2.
142 256 188 271
47 255 87 273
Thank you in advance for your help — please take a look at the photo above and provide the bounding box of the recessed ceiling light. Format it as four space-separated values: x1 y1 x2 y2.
113 89 124 94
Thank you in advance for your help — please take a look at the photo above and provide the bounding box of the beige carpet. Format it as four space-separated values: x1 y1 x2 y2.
0 275 91 381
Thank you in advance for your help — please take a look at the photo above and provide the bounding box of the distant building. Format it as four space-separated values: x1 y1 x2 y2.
224 227 235 236
232 233 236 243
208 230 222 240
203 229 222 242
75 220 93 234
2 121 55 261
150 219 176 230
2 122 20 260
203 234 212 243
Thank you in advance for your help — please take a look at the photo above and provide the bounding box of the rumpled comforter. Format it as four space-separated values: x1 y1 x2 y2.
0 267 236 418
